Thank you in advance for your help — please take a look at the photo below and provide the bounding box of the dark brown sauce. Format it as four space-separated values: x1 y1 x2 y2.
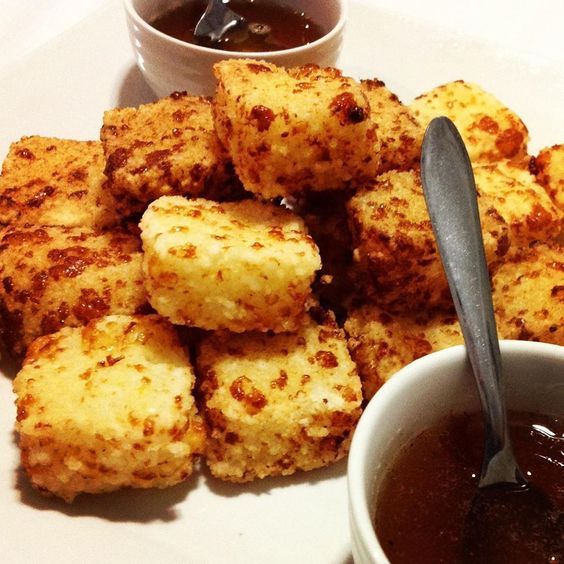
150 0 326 52
374 411 564 563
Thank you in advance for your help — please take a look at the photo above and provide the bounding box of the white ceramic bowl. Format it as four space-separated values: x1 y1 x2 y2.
347 340 564 564
124 0 348 98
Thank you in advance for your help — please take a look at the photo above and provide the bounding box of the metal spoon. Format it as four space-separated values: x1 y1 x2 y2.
194 0 247 43
421 117 561 561
421 116 524 489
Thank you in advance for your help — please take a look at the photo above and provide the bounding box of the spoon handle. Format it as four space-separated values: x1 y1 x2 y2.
420 117 524 487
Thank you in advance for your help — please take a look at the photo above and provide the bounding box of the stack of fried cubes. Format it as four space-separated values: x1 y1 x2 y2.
1 60 562 502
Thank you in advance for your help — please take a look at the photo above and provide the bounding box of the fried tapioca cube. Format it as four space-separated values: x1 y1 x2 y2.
140 196 321 333
0 137 120 228
531 144 564 211
0 225 147 359
213 60 380 199
346 242 564 399
196 313 362 482
345 303 464 400
491 242 563 345
13 314 205 502
360 78 423 173
410 80 529 162
347 169 510 310
473 161 561 245
101 92 234 206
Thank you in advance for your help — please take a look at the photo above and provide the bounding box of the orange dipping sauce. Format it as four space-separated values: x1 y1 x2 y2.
374 410 563 563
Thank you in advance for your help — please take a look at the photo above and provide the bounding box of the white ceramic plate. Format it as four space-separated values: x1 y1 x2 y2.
0 1 563 562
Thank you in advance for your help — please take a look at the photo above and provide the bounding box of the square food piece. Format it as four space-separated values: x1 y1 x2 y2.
0 225 147 358
348 168 510 311
213 60 380 199
409 80 529 162
140 196 321 332
13 314 206 502
473 161 561 245
0 137 120 228
197 314 362 482
101 92 235 206
492 242 563 345
345 303 464 400
532 144 564 211
360 79 423 173
346 242 564 400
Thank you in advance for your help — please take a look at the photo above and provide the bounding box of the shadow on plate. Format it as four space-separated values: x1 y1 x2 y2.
116 65 158 108
203 457 348 498
335 547 354 564
13 429 201 523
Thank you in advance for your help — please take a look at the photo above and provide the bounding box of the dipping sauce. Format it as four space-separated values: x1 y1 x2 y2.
150 0 326 52
374 411 563 563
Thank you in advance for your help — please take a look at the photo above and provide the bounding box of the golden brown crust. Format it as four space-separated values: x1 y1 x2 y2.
0 137 121 228
360 78 423 173
213 60 381 199
101 92 236 208
196 314 362 482
347 168 510 311
531 144 564 212
140 196 321 333
473 160 562 246
0 225 147 358
491 242 563 344
410 80 529 163
13 314 205 502
346 242 563 399
345 304 464 400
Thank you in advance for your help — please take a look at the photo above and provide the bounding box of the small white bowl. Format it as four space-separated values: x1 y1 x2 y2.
347 341 564 564
124 0 348 98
